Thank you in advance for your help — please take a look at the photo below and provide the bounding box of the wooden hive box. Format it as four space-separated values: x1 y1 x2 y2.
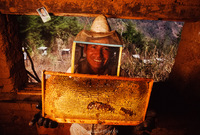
42 71 153 125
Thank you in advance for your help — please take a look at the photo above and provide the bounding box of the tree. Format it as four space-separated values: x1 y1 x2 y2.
17 15 83 54
122 21 145 53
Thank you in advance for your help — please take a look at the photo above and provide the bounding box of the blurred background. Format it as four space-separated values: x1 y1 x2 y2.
17 15 183 82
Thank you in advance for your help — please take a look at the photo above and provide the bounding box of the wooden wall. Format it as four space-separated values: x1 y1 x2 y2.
0 0 200 21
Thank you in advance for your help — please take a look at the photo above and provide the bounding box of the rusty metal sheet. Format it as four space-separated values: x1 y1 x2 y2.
42 71 153 125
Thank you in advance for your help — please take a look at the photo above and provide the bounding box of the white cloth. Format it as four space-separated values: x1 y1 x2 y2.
70 123 117 135
70 123 91 135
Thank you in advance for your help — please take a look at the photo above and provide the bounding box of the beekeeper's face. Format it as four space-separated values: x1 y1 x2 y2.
85 38 111 73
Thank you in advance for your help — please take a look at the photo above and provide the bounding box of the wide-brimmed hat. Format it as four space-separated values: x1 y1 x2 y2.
75 15 123 45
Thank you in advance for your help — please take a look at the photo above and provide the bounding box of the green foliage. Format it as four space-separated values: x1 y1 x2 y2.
122 21 145 53
121 20 181 59
17 15 83 54
120 20 181 81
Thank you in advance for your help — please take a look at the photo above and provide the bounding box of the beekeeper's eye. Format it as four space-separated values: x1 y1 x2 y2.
102 47 109 51
91 45 96 49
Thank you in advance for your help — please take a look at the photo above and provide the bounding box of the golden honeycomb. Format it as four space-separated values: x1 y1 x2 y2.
42 71 153 125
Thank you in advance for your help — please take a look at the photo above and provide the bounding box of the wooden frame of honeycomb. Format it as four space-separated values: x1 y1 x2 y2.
42 70 153 125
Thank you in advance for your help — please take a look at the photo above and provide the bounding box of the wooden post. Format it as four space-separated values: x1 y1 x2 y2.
117 47 123 76
71 42 76 73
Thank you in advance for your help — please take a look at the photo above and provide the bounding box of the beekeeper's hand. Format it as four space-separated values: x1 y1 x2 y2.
29 102 58 128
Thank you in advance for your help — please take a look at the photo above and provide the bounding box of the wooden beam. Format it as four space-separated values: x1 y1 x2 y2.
0 0 200 21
